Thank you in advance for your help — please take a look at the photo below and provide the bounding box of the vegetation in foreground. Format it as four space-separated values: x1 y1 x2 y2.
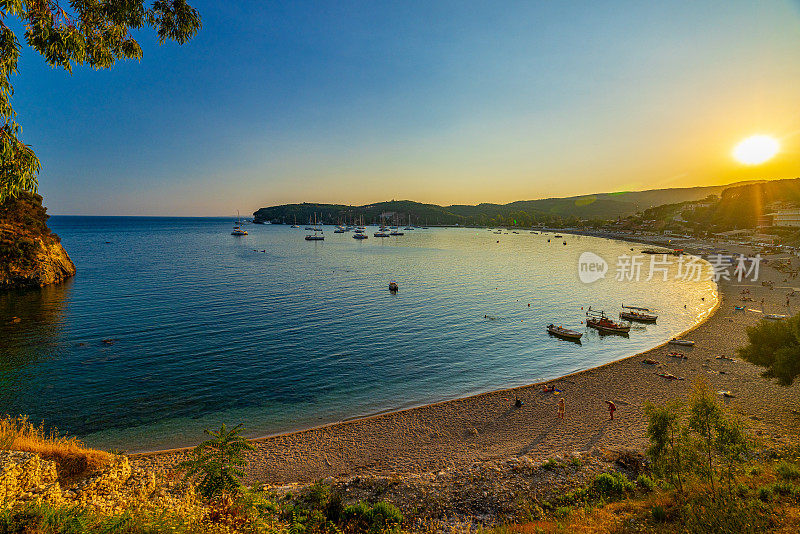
0 414 110 478
2 382 800 533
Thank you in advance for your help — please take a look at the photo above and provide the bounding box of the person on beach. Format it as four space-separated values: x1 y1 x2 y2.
605 400 616 420
557 398 565 420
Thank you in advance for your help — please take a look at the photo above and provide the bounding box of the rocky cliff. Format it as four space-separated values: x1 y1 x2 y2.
0 192 76 290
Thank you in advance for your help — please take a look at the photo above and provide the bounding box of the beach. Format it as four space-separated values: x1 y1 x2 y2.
133 241 800 486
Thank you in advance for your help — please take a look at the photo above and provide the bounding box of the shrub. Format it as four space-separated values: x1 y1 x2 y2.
541 459 558 470
651 504 667 522
341 501 402 532
370 501 403 529
590 472 633 499
775 460 800 481
177 423 255 499
637 474 655 492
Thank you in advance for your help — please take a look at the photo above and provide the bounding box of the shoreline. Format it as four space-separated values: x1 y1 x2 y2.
130 236 715 458
132 242 800 486
132 287 720 459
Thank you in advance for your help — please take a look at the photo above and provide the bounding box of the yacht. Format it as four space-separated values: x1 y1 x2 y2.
231 212 248 236
304 213 324 241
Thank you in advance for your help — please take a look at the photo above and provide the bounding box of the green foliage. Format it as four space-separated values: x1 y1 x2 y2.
646 384 750 503
0 0 201 201
644 400 688 494
541 458 558 470
738 313 800 386
341 501 402 532
0 502 196 534
776 460 800 481
650 504 667 522
177 423 255 499
636 474 655 492
589 472 634 499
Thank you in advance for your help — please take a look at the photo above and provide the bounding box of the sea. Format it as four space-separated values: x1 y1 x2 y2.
0 217 717 452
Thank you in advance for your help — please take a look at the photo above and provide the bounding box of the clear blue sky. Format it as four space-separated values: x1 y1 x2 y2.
11 0 800 215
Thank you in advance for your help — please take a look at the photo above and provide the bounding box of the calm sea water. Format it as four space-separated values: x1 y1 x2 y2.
0 217 717 452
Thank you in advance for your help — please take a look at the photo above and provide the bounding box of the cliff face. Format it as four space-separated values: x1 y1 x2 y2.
0 192 76 290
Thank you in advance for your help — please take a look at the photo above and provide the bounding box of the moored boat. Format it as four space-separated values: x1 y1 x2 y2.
586 309 631 334
620 305 658 322
547 324 583 340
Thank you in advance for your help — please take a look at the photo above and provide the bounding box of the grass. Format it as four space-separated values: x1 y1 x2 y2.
493 456 800 533
0 415 111 478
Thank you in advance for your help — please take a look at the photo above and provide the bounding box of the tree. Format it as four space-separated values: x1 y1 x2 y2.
738 313 800 386
178 423 256 499
1 0 201 201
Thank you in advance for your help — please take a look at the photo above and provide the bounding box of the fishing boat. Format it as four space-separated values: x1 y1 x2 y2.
668 338 695 347
619 304 658 323
304 213 324 241
231 211 248 236
547 324 583 341
586 309 631 334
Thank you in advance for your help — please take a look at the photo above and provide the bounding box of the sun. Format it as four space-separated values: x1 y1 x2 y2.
732 135 780 165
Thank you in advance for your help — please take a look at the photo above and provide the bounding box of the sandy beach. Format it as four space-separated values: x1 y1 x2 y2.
134 241 800 486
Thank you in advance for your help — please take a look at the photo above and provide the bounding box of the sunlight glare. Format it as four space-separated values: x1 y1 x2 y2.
732 135 779 165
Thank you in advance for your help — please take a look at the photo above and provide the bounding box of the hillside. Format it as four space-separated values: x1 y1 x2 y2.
637 177 800 232
0 192 76 289
253 182 754 226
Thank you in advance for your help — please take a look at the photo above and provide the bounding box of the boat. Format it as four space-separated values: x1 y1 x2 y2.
764 314 787 320
353 233 368 240
620 305 658 323
334 228 345 233
304 213 324 241
389 281 398 292
374 230 390 237
668 338 695 347
290 215 300 228
586 309 631 334
547 324 583 341
554 235 563 238
231 211 248 236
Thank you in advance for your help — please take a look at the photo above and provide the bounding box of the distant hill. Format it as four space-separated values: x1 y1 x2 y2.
677 177 800 230
254 181 759 226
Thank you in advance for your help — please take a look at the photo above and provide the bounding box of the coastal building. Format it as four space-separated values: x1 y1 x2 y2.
773 208 800 227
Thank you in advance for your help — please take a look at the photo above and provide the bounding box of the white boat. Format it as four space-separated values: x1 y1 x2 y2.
231 211 248 236
547 324 583 341
668 338 695 347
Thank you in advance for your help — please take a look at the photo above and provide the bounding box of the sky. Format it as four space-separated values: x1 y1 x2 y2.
10 0 800 215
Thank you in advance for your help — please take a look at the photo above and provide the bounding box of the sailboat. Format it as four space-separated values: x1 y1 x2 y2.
231 211 248 236
304 213 324 241
291 215 299 228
